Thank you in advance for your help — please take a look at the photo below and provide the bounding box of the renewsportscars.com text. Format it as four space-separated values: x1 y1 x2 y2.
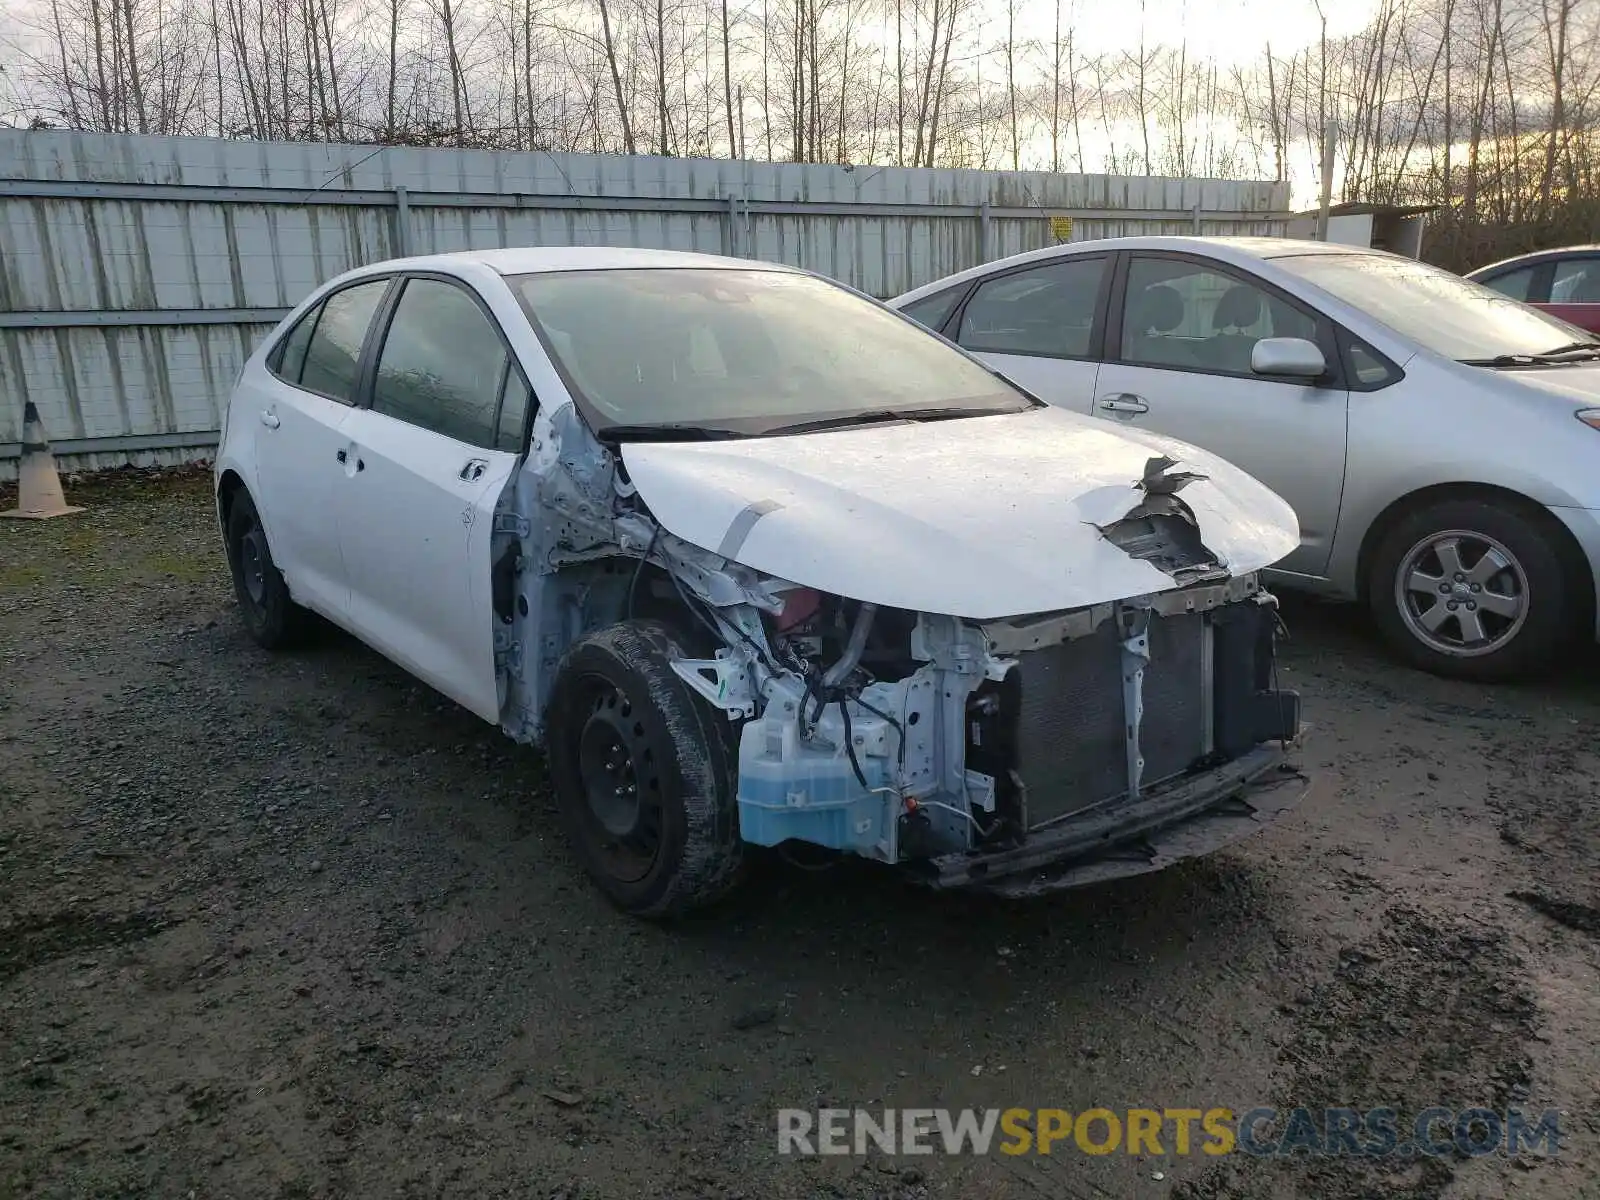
777 1106 1563 1158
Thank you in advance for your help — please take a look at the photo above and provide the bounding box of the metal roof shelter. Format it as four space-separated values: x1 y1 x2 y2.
1287 201 1438 258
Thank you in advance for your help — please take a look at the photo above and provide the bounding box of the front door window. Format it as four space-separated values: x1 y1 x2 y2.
1119 258 1318 376
371 278 516 446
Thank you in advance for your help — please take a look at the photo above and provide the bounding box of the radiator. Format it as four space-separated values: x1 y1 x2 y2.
1011 610 1212 829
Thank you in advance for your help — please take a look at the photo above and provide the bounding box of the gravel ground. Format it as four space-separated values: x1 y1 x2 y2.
2 469 1599 1200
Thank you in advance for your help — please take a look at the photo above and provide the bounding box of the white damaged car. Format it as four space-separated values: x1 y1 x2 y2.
215 248 1312 917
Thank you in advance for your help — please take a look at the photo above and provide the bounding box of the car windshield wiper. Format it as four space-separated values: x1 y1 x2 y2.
763 405 1018 436
596 422 748 443
1463 341 1600 366
1538 340 1600 358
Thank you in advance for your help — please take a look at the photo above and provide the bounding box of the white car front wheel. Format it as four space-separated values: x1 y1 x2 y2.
544 620 746 918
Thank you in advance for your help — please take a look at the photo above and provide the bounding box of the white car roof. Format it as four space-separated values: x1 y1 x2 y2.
352 245 797 278
889 234 1380 306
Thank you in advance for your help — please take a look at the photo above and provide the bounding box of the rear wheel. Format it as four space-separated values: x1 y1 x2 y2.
1367 498 1576 681
545 620 745 918
225 490 309 650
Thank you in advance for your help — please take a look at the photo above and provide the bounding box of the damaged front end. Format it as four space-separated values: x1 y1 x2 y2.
705 453 1308 894
494 404 1309 895
721 575 1306 895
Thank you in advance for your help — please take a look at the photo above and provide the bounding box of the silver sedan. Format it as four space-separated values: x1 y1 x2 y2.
889 236 1600 680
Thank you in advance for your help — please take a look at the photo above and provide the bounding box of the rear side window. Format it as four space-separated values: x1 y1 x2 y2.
270 305 320 382
1481 265 1538 301
300 279 390 404
900 287 966 333
371 278 509 448
957 258 1106 358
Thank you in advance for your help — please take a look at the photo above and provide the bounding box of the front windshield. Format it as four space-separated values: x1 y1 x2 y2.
508 267 1031 436
1273 252 1595 362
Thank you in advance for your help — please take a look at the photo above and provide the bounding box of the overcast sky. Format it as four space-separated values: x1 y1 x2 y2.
1029 0 1379 65
0 0 1383 203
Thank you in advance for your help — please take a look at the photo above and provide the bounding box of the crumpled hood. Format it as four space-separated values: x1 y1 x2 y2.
621 407 1299 619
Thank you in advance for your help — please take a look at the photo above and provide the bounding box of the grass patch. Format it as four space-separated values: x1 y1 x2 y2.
143 550 221 585
0 468 224 599
54 525 102 555
0 563 49 589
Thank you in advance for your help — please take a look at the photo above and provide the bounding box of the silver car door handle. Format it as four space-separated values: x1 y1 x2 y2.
260 410 280 429
336 448 364 472
1098 394 1150 414
459 458 488 482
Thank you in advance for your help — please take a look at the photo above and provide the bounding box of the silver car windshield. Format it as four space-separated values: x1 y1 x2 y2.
1274 252 1595 362
508 267 1030 438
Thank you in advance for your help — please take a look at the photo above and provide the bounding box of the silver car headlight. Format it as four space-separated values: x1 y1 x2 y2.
1579 408 1600 432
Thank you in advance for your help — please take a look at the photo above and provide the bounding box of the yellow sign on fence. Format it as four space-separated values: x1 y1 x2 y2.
1049 215 1074 242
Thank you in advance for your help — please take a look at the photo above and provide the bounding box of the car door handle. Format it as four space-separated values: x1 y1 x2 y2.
260 410 280 429
1098 394 1150 414
459 458 488 482
336 448 365 472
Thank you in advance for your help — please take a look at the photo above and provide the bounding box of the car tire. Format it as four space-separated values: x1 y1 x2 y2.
225 490 310 650
545 620 745 918
1367 497 1576 681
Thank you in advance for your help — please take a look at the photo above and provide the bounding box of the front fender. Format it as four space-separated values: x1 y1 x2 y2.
1325 461 1592 595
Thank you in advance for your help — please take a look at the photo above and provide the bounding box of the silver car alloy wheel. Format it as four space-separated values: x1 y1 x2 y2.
1394 529 1530 658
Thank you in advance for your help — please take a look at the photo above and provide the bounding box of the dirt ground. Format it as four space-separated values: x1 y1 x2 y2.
2 468 1599 1200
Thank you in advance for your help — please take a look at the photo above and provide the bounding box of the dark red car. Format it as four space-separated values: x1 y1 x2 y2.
1467 247 1600 334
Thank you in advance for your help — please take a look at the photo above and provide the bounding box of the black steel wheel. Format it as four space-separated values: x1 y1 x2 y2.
545 620 744 918
572 675 667 884
224 489 309 650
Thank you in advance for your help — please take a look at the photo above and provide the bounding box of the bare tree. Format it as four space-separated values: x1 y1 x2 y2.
593 0 635 151
9 0 1600 275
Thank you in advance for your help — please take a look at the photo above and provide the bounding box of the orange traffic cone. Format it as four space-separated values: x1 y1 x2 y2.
2 402 84 520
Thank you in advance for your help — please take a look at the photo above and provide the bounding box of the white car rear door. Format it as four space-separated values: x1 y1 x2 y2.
334 275 531 723
250 277 393 620
1091 253 1351 578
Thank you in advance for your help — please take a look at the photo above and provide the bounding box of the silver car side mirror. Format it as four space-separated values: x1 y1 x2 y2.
1251 337 1326 379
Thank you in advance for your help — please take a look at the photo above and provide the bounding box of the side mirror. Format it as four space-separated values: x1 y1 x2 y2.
1251 337 1326 379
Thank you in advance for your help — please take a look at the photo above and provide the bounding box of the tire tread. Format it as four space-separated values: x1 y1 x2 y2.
225 491 309 650
546 620 744 918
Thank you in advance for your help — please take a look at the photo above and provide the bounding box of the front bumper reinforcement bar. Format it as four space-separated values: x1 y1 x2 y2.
925 739 1316 897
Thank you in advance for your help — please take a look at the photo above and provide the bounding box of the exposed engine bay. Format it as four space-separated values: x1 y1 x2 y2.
489 402 1306 893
